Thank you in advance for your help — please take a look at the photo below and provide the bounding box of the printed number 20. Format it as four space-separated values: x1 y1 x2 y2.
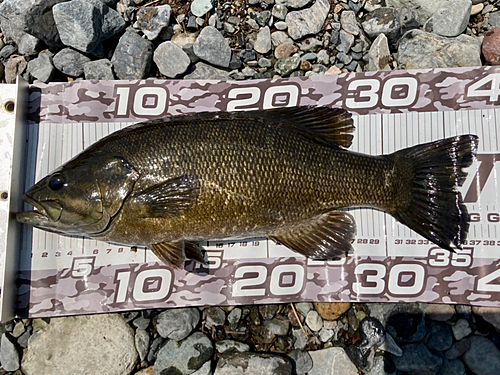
226 85 299 111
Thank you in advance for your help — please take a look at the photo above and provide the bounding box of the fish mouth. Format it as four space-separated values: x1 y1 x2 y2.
17 195 62 223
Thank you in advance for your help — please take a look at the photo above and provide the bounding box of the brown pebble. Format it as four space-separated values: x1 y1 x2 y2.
275 43 298 59
300 60 311 70
325 66 342 75
134 366 155 375
313 302 351 320
482 28 500 65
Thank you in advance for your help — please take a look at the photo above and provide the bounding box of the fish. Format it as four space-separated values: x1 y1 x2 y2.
17 107 478 269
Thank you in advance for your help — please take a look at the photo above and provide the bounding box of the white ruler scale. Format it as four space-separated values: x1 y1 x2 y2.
3 66 500 319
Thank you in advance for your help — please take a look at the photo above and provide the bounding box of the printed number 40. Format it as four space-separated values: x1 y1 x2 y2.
466 74 500 102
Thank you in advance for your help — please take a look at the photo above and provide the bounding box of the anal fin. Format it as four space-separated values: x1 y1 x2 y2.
150 241 206 269
269 211 356 260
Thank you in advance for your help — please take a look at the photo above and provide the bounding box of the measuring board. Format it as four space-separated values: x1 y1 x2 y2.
2 66 500 320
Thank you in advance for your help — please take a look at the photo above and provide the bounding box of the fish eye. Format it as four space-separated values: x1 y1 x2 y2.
48 174 65 191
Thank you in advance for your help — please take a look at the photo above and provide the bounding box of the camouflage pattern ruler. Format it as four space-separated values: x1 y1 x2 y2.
10 66 500 318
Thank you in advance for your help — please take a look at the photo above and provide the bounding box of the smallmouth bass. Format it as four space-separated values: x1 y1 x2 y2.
17 107 478 268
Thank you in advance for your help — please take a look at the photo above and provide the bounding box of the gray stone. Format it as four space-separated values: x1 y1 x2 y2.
472 306 500 331
286 0 330 40
385 0 450 24
287 349 313 374
258 57 272 68
205 306 227 328
224 22 235 34
308 347 358 375
427 0 471 37
134 5 171 40
273 4 288 20
184 62 230 80
286 0 313 8
12 322 25 338
154 41 191 78
135 329 150 362
264 318 290 335
193 360 212 375
363 356 386 375
439 358 465 375
271 31 294 47
362 7 401 45
305 310 323 332
445 337 470 359
84 59 114 80
452 318 472 341
463 336 500 375
399 6 420 34
0 45 16 60
317 49 329 65
154 332 213 375
302 52 317 61
247 18 260 30
21 314 137 375
53 0 126 53
275 21 288 30
215 340 250 354
0 0 31 45
299 37 322 51
427 322 453 351
259 305 279 321
292 327 309 350
393 344 442 375
227 308 242 331
18 34 41 56
27 51 55 83
367 33 391 71
341 10 359 35
337 30 355 53
132 316 150 330
0 333 19 372
254 26 272 54
275 55 300 76
378 333 402 356
17 326 32 349
53 48 91 77
319 328 334 342
193 26 232 68
4 55 27 83
191 0 213 17
489 12 500 29
154 307 200 341
425 304 455 321
214 353 292 375
111 29 153 79
397 30 481 69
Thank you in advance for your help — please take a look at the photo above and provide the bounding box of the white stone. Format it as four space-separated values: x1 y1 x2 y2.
308 347 358 375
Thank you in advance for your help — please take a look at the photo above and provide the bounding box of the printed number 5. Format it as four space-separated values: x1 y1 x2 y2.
71 257 95 278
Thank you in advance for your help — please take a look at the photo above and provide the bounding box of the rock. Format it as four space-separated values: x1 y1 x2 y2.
393 344 442 375
111 29 153 79
275 43 298 59
426 0 471 37
386 304 426 343
193 26 232 68
135 329 150 362
4 55 27 83
205 306 227 329
471 3 483 15
490 12 500 29
84 59 114 80
362 7 401 45
154 307 200 341
193 360 212 375
287 350 313 374
264 317 290 335
445 337 470 359
258 57 273 68
463 336 500 375
12 322 25 338
274 55 300 75
292 327 310 350
154 332 213 375
27 51 55 83
367 33 391 71
385 0 449 24
53 48 91 77
154 41 191 78
346 317 385 372
340 10 359 35
378 333 402 356
18 34 42 56
299 37 322 51
482 28 500 65
271 31 294 47
425 304 455 321
254 26 272 54
325 65 342 74
313 302 351 321
0 0 30 44
305 310 323 332
21 314 137 375
337 30 355 53
0 333 19 372
440 358 466 375
53 0 126 53
133 316 150 330
191 0 213 17
427 322 453 351
398 30 481 69
273 4 288 20
472 306 500 331
317 49 329 65
0 45 17 60
319 328 334 342
452 318 472 341
135 366 155 375
227 308 242 331
216 340 250 355
134 5 171 40
214 353 292 375
184 62 230 80
286 0 313 8
308 347 358 375
286 0 330 40
399 6 420 34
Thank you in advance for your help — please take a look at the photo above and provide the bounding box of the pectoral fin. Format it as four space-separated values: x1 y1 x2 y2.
133 175 199 218
150 241 206 269
269 211 356 259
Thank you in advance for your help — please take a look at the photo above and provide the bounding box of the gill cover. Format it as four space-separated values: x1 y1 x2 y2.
17 153 138 236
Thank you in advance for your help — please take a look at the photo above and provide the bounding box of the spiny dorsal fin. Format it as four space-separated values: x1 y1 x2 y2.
269 210 356 259
132 175 199 218
150 241 206 269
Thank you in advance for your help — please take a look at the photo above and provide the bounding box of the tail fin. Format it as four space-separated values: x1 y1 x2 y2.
389 135 478 251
